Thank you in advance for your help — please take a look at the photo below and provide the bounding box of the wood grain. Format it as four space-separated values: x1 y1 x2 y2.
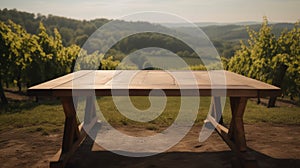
28 70 281 97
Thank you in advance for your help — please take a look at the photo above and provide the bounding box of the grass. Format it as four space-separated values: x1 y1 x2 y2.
237 101 300 124
0 101 64 134
97 96 300 128
0 97 299 135
146 55 204 68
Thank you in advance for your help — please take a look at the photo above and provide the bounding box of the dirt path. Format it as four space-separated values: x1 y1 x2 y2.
1 123 300 168
0 129 62 168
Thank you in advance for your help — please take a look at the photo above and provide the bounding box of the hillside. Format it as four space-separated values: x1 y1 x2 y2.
0 8 295 59
200 23 294 41
0 8 109 46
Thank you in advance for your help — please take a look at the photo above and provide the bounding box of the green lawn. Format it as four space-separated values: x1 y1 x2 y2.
97 96 300 127
0 97 299 135
0 101 64 135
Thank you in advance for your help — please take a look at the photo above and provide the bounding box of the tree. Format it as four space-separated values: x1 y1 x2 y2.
8 20 42 92
227 18 300 107
37 22 68 81
247 17 278 82
0 21 12 104
273 22 300 101
0 20 81 105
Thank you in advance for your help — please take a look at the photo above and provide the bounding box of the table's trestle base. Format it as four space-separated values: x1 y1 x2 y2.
206 97 259 168
50 123 86 168
50 96 98 168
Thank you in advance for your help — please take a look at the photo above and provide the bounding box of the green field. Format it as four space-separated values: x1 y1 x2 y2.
147 55 204 67
0 97 299 135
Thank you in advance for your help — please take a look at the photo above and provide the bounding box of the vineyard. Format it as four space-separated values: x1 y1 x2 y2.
0 20 119 104
0 17 299 107
226 18 300 106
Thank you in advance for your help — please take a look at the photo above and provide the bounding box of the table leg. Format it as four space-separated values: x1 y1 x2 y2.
228 97 258 168
206 97 258 168
50 97 87 168
211 97 224 125
83 96 98 131
228 97 247 152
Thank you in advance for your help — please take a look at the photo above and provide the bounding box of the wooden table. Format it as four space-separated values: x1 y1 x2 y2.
28 70 281 168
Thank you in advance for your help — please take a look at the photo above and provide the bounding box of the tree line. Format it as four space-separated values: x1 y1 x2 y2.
0 8 197 58
0 8 108 46
1 9 295 60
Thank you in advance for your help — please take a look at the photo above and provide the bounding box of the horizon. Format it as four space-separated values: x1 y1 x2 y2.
0 8 297 26
1 0 300 23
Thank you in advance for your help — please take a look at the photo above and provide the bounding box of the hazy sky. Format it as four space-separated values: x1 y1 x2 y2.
1 0 299 23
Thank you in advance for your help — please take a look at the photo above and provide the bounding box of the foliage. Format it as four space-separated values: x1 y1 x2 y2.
0 8 108 46
227 18 300 102
0 9 296 63
0 20 126 104
0 9 224 63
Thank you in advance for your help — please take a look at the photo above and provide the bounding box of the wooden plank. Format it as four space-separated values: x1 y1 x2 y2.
206 115 228 134
29 70 93 90
143 71 176 85
51 88 260 97
224 71 280 90
28 70 93 96
29 70 281 98
56 70 119 89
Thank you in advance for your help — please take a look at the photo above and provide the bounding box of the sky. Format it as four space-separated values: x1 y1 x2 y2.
1 0 299 23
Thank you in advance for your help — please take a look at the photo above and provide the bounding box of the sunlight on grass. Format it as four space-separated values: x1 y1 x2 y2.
0 103 64 134
0 97 299 134
97 96 300 129
222 99 300 125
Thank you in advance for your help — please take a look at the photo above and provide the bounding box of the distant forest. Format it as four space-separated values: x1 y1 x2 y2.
0 8 294 59
0 8 109 46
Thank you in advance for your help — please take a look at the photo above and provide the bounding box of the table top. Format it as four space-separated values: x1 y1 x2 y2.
28 70 281 97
